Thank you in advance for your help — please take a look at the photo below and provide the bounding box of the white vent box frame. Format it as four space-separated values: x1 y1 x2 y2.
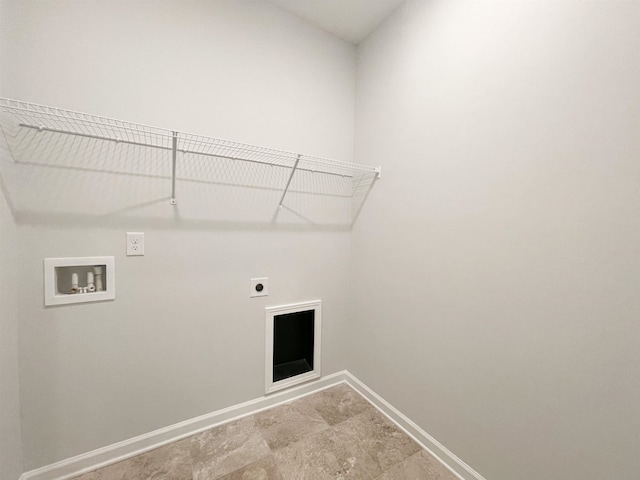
44 256 115 306
265 300 321 394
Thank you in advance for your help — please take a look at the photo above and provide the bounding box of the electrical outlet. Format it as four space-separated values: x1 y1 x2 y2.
250 278 268 297
126 232 144 256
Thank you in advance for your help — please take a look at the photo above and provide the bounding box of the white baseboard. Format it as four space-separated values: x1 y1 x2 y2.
343 372 487 480
19 372 347 480
20 371 485 480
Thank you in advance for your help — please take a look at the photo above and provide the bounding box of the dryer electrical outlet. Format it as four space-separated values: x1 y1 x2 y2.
250 278 268 297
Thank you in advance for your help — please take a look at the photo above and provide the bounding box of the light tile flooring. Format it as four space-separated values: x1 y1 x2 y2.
73 384 457 480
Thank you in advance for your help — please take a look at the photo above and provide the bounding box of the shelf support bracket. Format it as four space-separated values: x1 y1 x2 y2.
170 131 178 205
278 154 301 210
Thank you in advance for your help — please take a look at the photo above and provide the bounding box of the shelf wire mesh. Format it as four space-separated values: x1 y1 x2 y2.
0 97 379 224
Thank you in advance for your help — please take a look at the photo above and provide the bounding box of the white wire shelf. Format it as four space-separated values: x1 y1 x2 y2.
0 97 380 224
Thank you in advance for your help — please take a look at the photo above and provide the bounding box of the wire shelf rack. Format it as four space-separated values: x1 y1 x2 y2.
0 97 380 225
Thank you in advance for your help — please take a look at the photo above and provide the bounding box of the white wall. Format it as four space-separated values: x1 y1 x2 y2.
0 161 23 479
352 1 640 479
1 0 356 470
0 4 24 473
6 0 639 477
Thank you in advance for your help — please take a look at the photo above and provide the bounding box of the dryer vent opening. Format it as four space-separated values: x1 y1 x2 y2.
273 309 314 382
265 300 321 394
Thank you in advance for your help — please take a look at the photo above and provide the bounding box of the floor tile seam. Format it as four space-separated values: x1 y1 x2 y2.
188 427 272 480
325 405 378 430
218 453 285 480
296 392 340 426
302 391 404 477
375 449 421 479
327 403 424 477
274 413 386 480
289 397 333 429
188 450 195 480
253 396 336 453
251 385 338 434
261 419 333 454
336 448 380 480
342 383 428 443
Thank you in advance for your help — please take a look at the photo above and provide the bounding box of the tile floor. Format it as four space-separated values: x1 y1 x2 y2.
72 384 457 480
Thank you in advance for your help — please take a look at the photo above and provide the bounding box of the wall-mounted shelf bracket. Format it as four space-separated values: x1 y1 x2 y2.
170 131 178 205
278 154 301 210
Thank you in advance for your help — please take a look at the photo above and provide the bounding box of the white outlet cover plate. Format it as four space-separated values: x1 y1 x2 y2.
126 232 144 256
250 278 268 297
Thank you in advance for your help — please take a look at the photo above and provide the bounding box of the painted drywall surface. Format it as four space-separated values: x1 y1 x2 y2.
0 5 24 477
0 166 23 479
352 1 640 479
1 0 356 470
0 0 356 156
18 225 351 470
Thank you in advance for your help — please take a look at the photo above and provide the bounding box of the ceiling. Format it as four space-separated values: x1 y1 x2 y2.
266 0 406 45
